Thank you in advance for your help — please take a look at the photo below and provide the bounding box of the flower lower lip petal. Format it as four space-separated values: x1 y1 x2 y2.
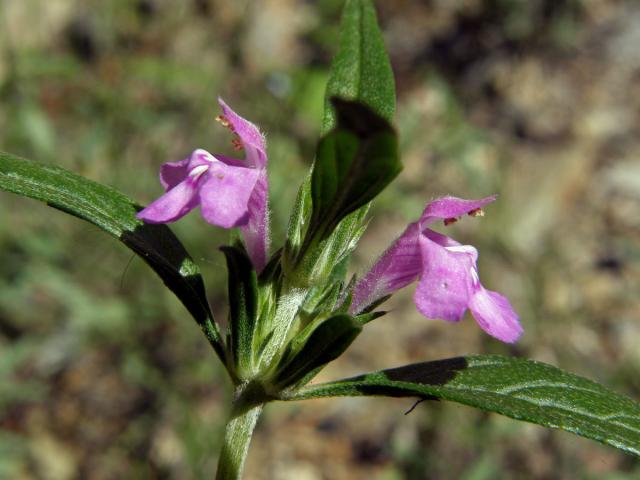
137 179 200 223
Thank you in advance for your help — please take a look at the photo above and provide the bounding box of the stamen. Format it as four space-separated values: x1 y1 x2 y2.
468 208 484 217
444 217 458 226
215 115 230 128
216 115 236 133
231 137 244 151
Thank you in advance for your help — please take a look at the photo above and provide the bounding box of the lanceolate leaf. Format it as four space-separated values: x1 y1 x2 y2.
285 0 397 270
322 0 395 134
0 151 225 362
284 355 640 457
312 0 400 242
221 246 259 378
308 99 401 243
274 314 362 389
283 172 312 268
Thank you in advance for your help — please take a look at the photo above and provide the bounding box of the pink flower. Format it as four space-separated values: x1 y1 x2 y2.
137 98 269 271
350 195 522 343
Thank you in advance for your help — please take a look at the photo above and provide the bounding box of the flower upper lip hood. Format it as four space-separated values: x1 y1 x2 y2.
217 98 266 169
137 98 270 271
350 195 522 343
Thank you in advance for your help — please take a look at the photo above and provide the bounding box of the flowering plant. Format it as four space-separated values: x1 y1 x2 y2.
1 1 638 479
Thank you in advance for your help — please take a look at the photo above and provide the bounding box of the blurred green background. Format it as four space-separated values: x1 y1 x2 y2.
1 0 639 478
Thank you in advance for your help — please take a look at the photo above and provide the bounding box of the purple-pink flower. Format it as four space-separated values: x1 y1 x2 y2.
350 195 522 343
137 98 269 271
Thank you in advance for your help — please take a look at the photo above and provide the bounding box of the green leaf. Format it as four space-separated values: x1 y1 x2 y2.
285 0 396 272
283 172 312 269
309 99 401 243
305 203 370 286
284 355 640 457
284 170 370 289
274 314 362 389
221 246 260 379
353 310 386 325
0 151 225 362
322 0 395 134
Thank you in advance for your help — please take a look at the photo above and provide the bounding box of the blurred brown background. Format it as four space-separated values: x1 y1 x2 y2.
1 0 639 478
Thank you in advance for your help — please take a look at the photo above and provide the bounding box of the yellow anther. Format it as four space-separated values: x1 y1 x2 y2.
216 114 230 127
216 115 237 134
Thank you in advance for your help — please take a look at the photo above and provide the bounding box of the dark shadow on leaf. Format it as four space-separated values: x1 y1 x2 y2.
120 221 212 326
351 357 468 398
351 384 438 399
384 357 468 384
332 97 393 137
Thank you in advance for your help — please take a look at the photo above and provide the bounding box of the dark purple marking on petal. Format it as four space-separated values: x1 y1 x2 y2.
159 157 190 190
